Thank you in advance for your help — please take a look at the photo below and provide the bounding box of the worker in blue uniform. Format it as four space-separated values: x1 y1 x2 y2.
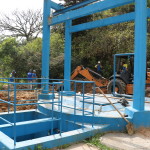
95 61 103 75
9 70 16 82
27 69 33 89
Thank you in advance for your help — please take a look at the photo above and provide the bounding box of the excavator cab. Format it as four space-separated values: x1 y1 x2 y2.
116 54 134 84
107 53 134 94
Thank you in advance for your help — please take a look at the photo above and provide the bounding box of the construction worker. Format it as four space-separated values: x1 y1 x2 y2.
122 62 128 72
32 70 37 80
27 69 33 89
9 70 16 89
95 61 103 75
32 70 37 89
9 70 16 82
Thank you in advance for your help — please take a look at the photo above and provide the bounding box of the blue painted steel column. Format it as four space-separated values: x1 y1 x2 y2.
41 0 51 93
64 20 72 91
133 0 147 110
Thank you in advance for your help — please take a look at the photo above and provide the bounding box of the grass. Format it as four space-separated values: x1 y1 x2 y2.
28 134 115 150
56 144 71 149
84 133 116 150
27 143 71 150
28 145 49 150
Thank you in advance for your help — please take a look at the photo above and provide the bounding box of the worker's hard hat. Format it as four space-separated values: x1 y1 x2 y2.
33 70 36 72
98 61 101 63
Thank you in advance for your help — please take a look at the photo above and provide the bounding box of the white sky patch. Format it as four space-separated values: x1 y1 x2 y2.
0 0 62 15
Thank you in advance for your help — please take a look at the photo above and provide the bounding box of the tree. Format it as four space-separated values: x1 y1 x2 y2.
0 9 42 41
0 37 18 77
50 32 64 78
0 37 43 78
63 0 84 7
17 38 42 77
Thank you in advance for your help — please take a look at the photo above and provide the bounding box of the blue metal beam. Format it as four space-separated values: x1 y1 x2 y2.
64 20 72 91
50 0 134 25
53 0 99 16
133 0 147 111
70 12 135 33
51 0 64 10
41 0 51 93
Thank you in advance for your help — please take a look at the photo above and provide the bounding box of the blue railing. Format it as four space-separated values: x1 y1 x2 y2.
55 80 96 130
0 78 96 147
0 78 64 146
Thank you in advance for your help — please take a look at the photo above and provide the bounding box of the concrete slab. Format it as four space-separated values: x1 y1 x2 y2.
101 129 150 150
41 94 128 118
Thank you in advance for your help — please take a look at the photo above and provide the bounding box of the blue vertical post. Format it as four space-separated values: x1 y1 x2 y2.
64 20 72 91
41 0 51 93
92 83 95 128
13 84 16 146
74 81 77 126
82 83 85 129
133 0 147 111
113 54 116 95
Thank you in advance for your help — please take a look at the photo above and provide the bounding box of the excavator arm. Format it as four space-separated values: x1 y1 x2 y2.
71 66 84 80
71 66 108 87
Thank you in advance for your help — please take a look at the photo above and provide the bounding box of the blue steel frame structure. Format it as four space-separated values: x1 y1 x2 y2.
41 0 148 126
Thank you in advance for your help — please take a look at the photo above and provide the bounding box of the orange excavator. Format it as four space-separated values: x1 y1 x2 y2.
107 53 150 95
71 65 108 88
71 54 150 95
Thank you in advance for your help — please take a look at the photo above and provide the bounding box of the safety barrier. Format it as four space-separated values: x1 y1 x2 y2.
0 78 96 148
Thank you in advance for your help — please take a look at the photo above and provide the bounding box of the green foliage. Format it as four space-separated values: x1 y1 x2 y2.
0 37 42 78
57 144 71 149
0 32 65 79
50 32 64 79
17 37 42 77
51 32 64 57
64 0 85 7
33 144 48 150
0 3 150 80
72 18 134 77
0 38 18 76
84 134 116 150
28 144 49 150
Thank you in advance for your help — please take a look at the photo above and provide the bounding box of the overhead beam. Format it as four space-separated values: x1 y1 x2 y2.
50 0 134 25
64 20 72 91
70 12 135 33
51 0 64 10
53 0 99 16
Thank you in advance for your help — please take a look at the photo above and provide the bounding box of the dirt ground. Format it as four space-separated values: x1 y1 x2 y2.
0 80 107 113
0 90 37 112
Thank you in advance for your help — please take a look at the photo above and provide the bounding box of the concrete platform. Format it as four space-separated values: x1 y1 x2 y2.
101 129 150 150
41 93 130 118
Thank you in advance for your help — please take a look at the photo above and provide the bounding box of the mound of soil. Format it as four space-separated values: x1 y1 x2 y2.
0 91 37 112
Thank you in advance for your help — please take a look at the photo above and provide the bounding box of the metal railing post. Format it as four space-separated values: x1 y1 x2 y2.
13 83 17 146
82 82 85 129
92 83 95 128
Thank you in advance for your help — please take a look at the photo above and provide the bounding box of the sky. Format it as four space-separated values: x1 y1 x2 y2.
0 0 62 14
